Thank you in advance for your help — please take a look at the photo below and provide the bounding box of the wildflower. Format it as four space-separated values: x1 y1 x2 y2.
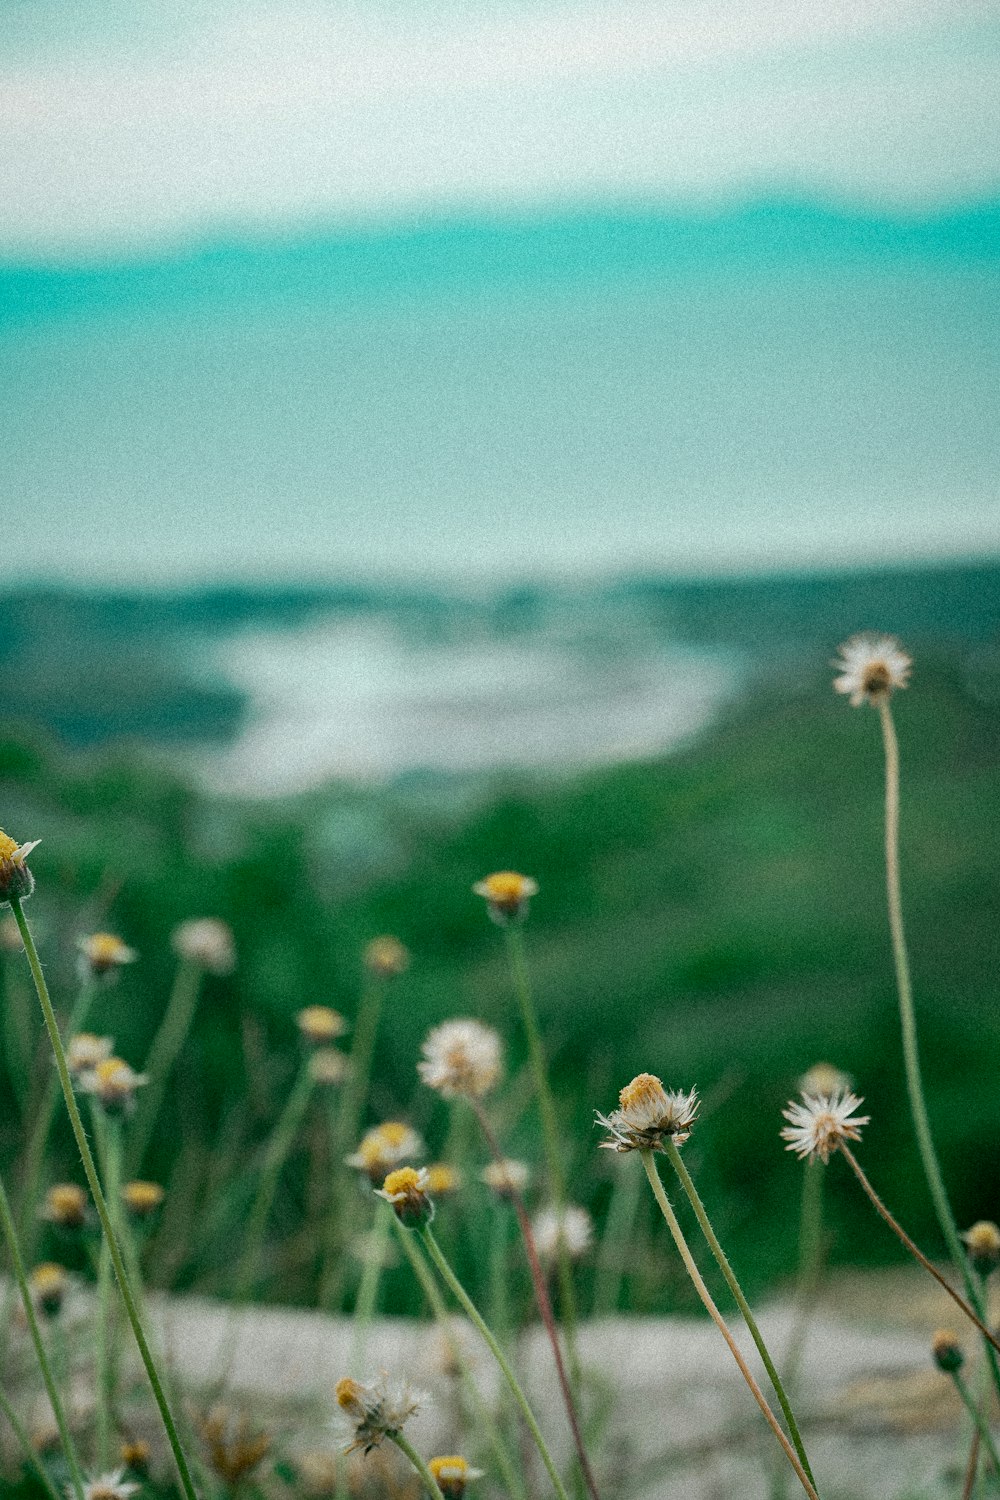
345 1122 424 1185
0 830 40 906
78 933 137 980
0 914 23 951
297 1005 348 1046
310 1048 349 1086
121 1181 165 1219
66 1033 114 1078
334 1374 423 1455
41 1183 89 1230
78 1057 148 1116
481 1159 530 1198
931 1329 964 1374
198 1406 271 1486
962 1220 1000 1277
364 935 410 979
118 1441 150 1476
30 1262 68 1318
532 1206 593 1262
780 1090 870 1163
833 634 911 707
376 1167 434 1229
418 1019 503 1100
472 871 538 924
171 917 236 975
798 1062 852 1098
597 1073 699 1153
424 1163 461 1197
429 1456 484 1497
77 1470 140 1500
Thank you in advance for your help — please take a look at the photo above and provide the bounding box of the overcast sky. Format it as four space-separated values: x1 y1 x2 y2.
1 0 998 261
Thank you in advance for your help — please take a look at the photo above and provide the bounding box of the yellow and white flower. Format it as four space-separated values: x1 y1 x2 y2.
172 918 236 975
481 1159 530 1198
297 1006 348 1046
472 871 538 924
345 1122 424 1185
780 1090 870 1163
597 1073 699 1153
77 933 137 979
363 936 410 979
77 1057 148 1115
428 1456 484 1496
78 1469 141 1500
0 830 40 905
833 634 911 707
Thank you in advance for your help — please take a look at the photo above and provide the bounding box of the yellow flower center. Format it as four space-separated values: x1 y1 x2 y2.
0 832 19 861
430 1456 471 1480
122 1180 164 1214
30 1263 66 1296
481 872 531 904
619 1072 667 1112
335 1377 365 1411
46 1184 87 1222
383 1167 421 1196
377 1122 410 1149
85 933 131 966
425 1164 458 1195
966 1222 1000 1255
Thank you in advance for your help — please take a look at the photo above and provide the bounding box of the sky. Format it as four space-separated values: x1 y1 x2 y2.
1 0 998 261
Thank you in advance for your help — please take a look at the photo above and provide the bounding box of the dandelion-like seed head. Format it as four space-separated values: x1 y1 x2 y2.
0 830 40 906
334 1374 423 1454
532 1205 593 1262
780 1090 870 1163
418 1019 503 1100
78 1058 148 1116
297 1005 348 1046
428 1456 484 1496
78 933 137 979
596 1073 700 1153
66 1033 114 1078
345 1121 424 1185
41 1183 88 1230
121 1180 165 1218
424 1163 461 1198
30 1262 68 1318
472 871 538 925
798 1062 852 1098
77 1469 140 1500
931 1328 964 1374
833 634 912 708
198 1406 271 1485
364 935 410 979
310 1048 349 1087
962 1220 1000 1277
481 1159 530 1198
172 917 236 975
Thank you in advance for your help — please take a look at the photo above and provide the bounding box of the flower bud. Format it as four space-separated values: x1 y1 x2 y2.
962 1221 1000 1277
931 1329 964 1374
363 935 410 979
0 832 39 906
30 1262 68 1318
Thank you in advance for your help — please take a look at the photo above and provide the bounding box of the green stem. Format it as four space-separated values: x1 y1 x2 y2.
420 1223 570 1500
0 1380 64 1500
952 1371 1000 1473
387 1430 446 1500
392 1217 528 1500
349 1199 392 1375
127 957 203 1176
640 1150 820 1500
0 1175 86 1500
592 1158 643 1318
10 897 199 1500
664 1138 816 1489
2 958 35 1120
233 1058 315 1302
91 1107 124 1468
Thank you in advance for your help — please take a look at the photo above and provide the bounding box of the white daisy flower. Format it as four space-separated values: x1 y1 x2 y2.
345 1121 424 1184
76 1470 140 1500
597 1073 699 1153
780 1090 870 1163
833 634 911 707
532 1205 593 1262
418 1019 503 1100
77 1057 148 1116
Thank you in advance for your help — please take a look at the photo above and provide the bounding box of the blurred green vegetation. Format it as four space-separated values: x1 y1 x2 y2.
2 635 999 1323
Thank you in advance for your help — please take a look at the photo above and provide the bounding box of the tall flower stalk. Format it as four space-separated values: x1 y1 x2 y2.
233 1055 316 1302
127 958 203 1176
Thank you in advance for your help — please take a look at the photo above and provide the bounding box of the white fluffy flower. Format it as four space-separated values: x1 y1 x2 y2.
172 918 236 975
532 1205 593 1262
418 1019 503 1100
781 1091 870 1163
334 1374 424 1454
481 1159 530 1198
833 634 911 707
597 1074 699 1153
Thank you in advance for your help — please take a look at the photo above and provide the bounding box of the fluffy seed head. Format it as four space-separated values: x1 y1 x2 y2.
41 1183 88 1229
121 1180 165 1218
297 1005 348 1045
30 1262 68 1317
429 1456 484 1496
78 933 137 978
78 1058 148 1115
418 1019 503 1100
345 1121 424 1184
78 1469 140 1500
364 935 410 978
781 1090 870 1163
833 634 911 707
334 1374 423 1454
798 1062 853 1098
472 871 538 924
532 1205 593 1262
172 918 236 974
481 1159 530 1198
931 1329 964 1374
597 1074 700 1153
962 1220 1000 1276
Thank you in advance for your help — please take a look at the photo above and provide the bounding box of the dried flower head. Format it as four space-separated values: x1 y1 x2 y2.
597 1074 699 1153
334 1374 423 1454
77 1469 140 1500
428 1457 484 1497
345 1121 424 1185
199 1406 271 1485
931 1329 964 1374
310 1048 349 1087
78 1058 148 1116
418 1019 503 1100
118 1441 150 1475
424 1163 461 1198
376 1167 434 1228
781 1090 870 1163
172 918 236 975
78 933 137 979
297 1005 348 1046
0 913 23 952
0 830 40 906
41 1183 89 1230
798 1062 853 1098
481 1159 530 1198
833 634 912 707
472 871 538 924
66 1033 114 1078
962 1220 1000 1277
364 935 410 979
121 1181 165 1219
30 1262 68 1317
532 1205 593 1262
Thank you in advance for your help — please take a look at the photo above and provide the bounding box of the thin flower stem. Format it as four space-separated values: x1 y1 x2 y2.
639 1150 820 1500
951 1371 1000 1474
387 1430 447 1500
840 1146 1000 1359
470 1100 600 1500
391 1216 528 1500
0 1381 64 1500
592 1158 643 1318
349 1198 392 1375
962 1428 983 1500
127 957 203 1175
233 1057 315 1302
9 897 200 1500
18 978 96 1242
420 1223 571 1500
91 1106 125 1468
663 1139 817 1488
0 1174 86 1500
